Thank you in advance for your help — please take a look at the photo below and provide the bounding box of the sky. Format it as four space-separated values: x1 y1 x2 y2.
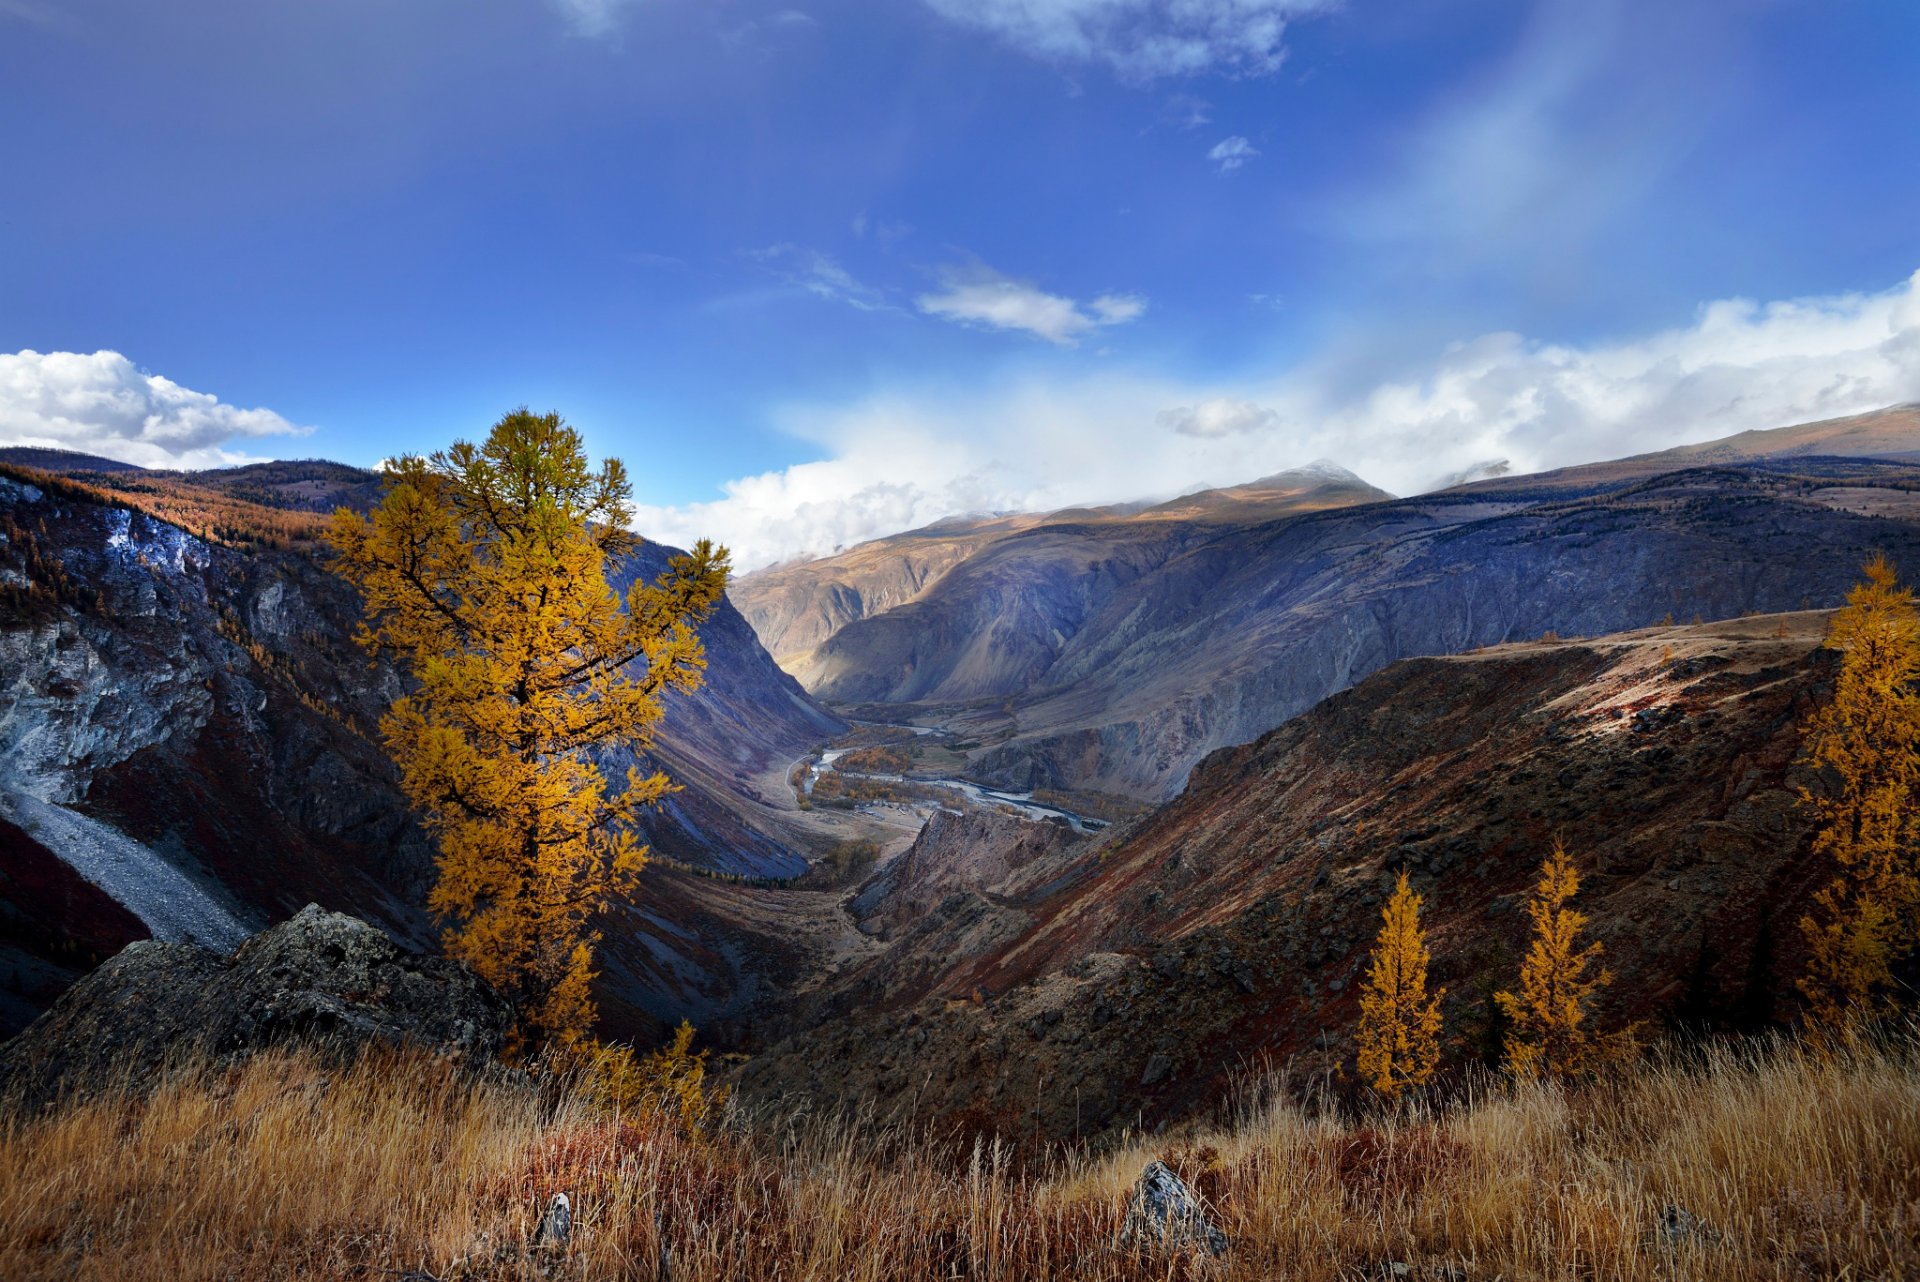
2 0 1919 569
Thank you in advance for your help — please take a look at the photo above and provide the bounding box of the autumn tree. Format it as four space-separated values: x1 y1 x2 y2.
1796 553 1920 1027
1496 842 1617 1078
1356 870 1446 1100
328 410 729 1049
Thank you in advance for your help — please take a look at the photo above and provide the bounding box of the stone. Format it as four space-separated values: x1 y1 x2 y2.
0 904 514 1106
1140 1053 1172 1086
1655 1202 1717 1250
534 1193 571 1250
1117 1160 1228 1257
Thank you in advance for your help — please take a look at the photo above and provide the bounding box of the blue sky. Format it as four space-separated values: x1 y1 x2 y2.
3 0 1919 567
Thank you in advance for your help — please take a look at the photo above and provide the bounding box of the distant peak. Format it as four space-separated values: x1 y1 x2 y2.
1243 458 1373 489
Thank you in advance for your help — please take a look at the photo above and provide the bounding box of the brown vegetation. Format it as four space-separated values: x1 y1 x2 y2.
0 462 331 552
3 1030 1916 1281
834 744 916 775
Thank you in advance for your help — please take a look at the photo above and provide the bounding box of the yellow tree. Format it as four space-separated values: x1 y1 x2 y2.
1356 870 1446 1099
328 410 729 1049
1797 553 1920 1027
1496 842 1613 1078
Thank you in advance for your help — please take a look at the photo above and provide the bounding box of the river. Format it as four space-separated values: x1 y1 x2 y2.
801 748 1107 834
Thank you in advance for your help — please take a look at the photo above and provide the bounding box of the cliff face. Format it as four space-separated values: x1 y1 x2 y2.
731 466 1393 684
736 408 1920 807
736 614 1844 1135
0 465 844 1038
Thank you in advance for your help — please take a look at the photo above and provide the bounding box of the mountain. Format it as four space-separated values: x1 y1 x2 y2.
731 463 1391 676
0 460 844 1039
0 448 141 474
740 407 1920 804
737 613 1842 1135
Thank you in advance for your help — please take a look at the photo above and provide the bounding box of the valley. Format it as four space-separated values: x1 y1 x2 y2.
6 405 1920 1125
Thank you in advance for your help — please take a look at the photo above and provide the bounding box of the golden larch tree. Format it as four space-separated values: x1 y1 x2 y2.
1496 841 1614 1078
1356 870 1446 1099
327 410 729 1049
1796 553 1920 1027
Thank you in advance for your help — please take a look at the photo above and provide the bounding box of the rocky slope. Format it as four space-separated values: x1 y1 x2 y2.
736 613 1847 1136
0 461 844 1039
732 464 1393 680
770 408 1920 803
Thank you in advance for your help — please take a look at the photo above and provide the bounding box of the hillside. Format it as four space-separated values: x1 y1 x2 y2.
731 463 1392 676
760 408 1920 804
738 613 1844 1134
0 462 845 1040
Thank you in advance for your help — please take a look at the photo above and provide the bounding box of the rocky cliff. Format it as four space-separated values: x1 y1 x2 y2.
732 465 1393 683
0 461 844 1039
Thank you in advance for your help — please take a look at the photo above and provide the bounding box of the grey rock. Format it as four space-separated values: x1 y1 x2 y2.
0 904 514 1105
534 1192 572 1250
1140 1052 1172 1086
1117 1160 1228 1257
1655 1202 1717 1250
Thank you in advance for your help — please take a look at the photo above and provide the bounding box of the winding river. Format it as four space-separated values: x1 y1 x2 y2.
801 748 1107 834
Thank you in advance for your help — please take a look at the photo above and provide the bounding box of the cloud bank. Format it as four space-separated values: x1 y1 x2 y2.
639 269 1920 571
920 0 1329 79
0 350 311 469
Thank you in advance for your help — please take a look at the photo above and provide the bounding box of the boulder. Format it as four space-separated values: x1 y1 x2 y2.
0 904 513 1105
1117 1160 1228 1257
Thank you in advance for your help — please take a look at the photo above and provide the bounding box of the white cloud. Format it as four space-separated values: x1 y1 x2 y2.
1207 135 1258 171
920 0 1329 79
642 269 1920 571
1158 397 1279 437
746 244 891 312
917 264 1147 345
0 350 311 470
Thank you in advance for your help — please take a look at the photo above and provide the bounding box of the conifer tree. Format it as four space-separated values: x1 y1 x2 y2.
1356 870 1446 1099
328 410 729 1048
1797 553 1920 1027
1497 842 1614 1078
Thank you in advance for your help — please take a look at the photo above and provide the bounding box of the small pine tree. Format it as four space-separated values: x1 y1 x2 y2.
1796 554 1920 1027
1356 870 1446 1100
1496 842 1615 1078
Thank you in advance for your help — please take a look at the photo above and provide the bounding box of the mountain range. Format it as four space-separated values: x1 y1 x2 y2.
6 403 1920 1135
734 405 1920 803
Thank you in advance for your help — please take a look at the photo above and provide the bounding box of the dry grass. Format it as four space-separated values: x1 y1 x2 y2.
2 1031 1915 1281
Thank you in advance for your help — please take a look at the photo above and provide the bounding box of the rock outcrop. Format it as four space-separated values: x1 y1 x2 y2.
1118 1161 1228 1257
0 905 512 1105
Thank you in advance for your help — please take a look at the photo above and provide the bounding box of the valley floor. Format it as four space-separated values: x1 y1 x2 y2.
3 1029 1914 1281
